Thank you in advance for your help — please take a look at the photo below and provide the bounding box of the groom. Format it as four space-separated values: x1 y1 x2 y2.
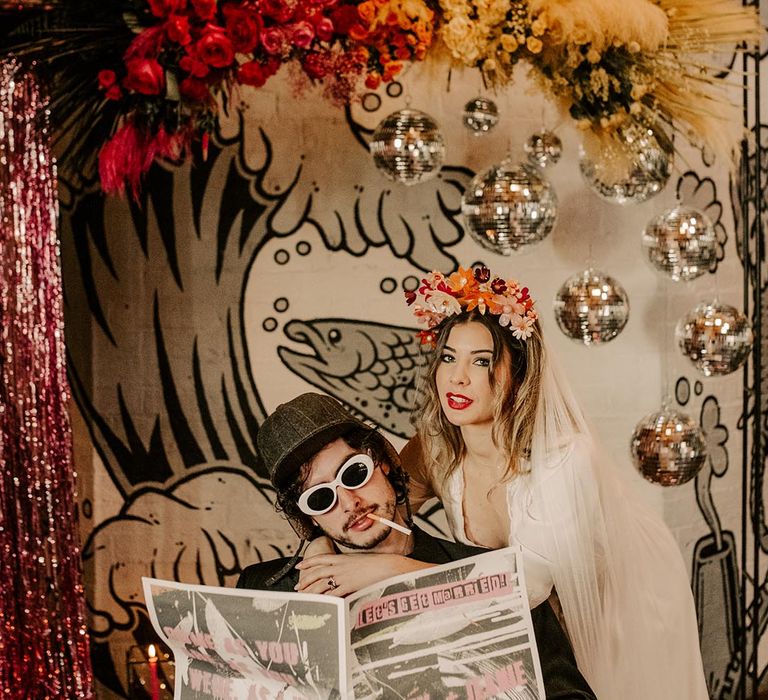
238 392 595 699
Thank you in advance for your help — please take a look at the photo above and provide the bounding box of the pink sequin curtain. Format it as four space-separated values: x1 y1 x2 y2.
0 59 94 698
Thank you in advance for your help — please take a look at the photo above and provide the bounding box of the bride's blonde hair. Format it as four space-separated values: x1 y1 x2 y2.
414 310 544 483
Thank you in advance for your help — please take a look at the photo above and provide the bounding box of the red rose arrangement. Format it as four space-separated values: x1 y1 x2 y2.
98 0 433 197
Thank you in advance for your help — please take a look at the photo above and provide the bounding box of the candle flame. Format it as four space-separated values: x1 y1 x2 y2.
148 644 157 658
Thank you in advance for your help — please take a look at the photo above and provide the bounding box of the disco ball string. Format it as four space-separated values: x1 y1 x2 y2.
0 59 94 698
367 95 737 492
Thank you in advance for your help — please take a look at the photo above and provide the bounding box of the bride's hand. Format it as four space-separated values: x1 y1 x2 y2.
295 553 432 597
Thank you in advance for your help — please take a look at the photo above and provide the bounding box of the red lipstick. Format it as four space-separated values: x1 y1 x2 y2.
446 393 473 410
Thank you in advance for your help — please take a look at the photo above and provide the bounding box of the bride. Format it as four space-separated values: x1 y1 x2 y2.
299 265 708 698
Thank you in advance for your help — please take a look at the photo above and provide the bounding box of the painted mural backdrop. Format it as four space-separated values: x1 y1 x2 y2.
58 60 763 697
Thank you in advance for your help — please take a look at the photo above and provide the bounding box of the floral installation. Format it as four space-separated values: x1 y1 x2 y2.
438 0 759 164
5 0 759 196
405 265 538 344
102 0 440 196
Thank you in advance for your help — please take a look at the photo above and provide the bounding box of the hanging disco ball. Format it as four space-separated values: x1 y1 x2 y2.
675 300 754 376
642 205 717 281
461 160 557 255
462 97 499 135
579 122 673 204
524 130 562 168
553 268 629 345
369 108 446 185
630 407 707 486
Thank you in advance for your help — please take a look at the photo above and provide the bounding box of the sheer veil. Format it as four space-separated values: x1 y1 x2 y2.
529 337 708 698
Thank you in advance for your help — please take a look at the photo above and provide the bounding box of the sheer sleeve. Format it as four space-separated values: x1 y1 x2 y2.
528 346 708 699
399 435 436 513
530 435 708 698
528 437 605 668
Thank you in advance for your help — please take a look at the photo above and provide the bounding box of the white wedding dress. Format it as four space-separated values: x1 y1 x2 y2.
437 435 709 699
410 347 709 699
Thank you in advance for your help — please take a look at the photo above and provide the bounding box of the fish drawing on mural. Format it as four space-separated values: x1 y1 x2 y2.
59 76 470 697
277 318 427 437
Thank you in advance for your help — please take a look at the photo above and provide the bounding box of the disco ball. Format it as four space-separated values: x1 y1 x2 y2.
553 268 629 345
642 205 716 281
579 122 673 204
630 407 707 486
525 130 562 168
462 97 499 135
461 160 557 255
369 108 446 185
676 300 754 376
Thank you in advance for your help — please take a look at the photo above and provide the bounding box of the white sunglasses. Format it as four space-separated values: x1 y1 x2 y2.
298 453 376 516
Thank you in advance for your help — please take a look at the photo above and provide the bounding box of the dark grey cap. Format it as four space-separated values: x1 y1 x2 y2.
258 392 368 489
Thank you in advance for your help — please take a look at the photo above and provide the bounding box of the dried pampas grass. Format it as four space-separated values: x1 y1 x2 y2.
437 0 760 164
542 0 761 164
528 0 668 52
651 0 761 162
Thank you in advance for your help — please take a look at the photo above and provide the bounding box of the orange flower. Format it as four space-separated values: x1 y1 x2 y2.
383 61 403 79
406 266 538 347
447 266 475 293
461 291 483 313
414 23 431 43
358 1 376 25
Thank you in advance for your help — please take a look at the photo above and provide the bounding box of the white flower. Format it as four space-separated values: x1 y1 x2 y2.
427 290 462 316
510 314 535 339
423 271 447 288
441 16 482 63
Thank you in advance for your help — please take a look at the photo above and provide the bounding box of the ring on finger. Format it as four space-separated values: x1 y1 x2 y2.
328 576 338 590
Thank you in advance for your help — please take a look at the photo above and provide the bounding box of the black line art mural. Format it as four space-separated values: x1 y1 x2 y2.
56 67 764 695
59 83 472 695
676 146 742 699
688 100 768 695
676 171 728 274
277 318 426 437
690 392 737 698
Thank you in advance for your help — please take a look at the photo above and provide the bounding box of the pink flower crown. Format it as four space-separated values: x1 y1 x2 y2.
405 265 538 346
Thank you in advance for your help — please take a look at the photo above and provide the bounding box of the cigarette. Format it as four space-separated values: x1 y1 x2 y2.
367 513 412 535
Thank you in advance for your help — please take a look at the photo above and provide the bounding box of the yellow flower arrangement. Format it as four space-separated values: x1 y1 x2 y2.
436 0 760 161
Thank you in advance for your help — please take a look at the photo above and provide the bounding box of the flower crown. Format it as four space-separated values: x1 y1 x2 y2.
405 265 538 345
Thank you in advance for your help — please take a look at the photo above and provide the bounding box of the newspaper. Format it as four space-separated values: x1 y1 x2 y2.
143 546 544 700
